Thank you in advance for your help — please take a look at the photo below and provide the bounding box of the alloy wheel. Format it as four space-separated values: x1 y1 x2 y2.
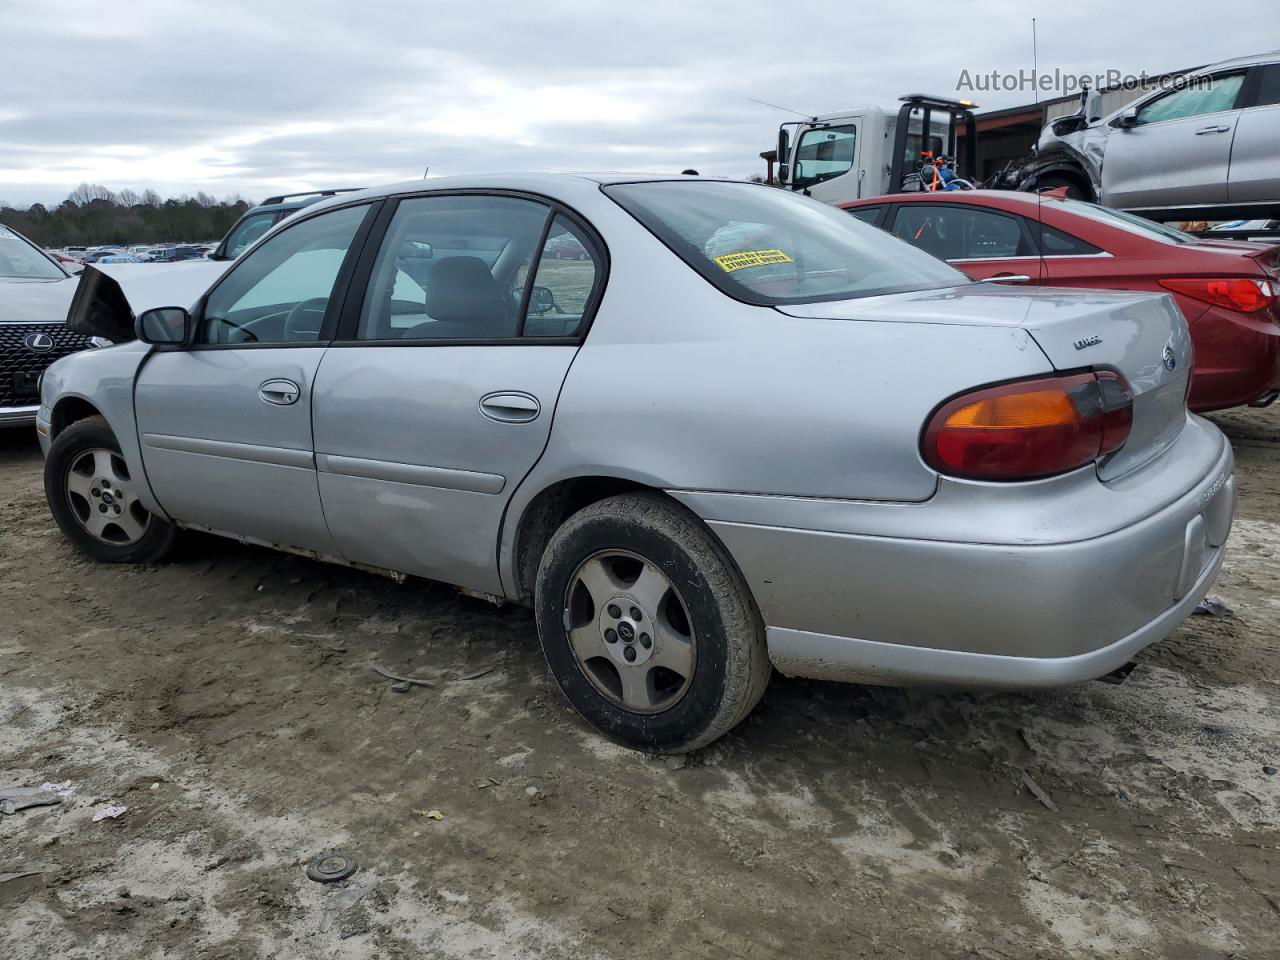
65 448 150 545
563 550 696 713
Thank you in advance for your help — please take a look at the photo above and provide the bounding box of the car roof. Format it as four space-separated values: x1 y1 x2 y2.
841 189 1054 209
292 172 762 217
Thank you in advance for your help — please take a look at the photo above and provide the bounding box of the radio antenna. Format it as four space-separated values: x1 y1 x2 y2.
748 98 816 120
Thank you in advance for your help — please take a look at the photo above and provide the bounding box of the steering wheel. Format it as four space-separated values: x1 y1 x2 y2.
206 315 259 343
284 297 329 341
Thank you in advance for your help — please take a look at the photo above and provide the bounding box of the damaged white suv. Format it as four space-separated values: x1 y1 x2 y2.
1021 51 1280 220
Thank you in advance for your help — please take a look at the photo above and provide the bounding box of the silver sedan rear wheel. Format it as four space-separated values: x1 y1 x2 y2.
64 447 150 545
564 549 696 713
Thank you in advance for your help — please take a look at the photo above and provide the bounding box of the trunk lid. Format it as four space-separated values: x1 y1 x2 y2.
777 284 1192 481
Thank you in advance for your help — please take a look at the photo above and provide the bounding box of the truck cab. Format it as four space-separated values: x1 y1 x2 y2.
773 95 978 204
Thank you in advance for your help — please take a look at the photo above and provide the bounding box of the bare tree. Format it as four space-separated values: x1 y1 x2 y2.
67 183 116 206
142 189 163 207
117 188 141 207
195 191 217 208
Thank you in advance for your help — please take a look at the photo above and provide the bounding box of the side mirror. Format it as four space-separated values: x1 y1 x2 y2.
527 285 556 315
776 128 790 185
136 306 192 345
1118 106 1139 128
1084 88 1103 123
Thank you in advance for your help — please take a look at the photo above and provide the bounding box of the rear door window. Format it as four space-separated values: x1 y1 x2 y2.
354 194 550 341
1252 63 1280 107
889 205 1032 261
521 216 603 338
1031 223 1104 256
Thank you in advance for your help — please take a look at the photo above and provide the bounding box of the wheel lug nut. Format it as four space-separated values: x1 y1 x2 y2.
639 633 651 648
91 488 100 497
607 604 621 619
630 607 642 621
101 480 110 489
98 504 107 513
605 628 618 643
623 646 637 663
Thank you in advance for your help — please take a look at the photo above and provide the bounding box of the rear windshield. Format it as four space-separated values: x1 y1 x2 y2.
0 225 67 280
1055 200 1192 244
603 180 967 305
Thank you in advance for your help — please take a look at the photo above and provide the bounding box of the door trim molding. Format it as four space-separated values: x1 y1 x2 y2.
315 453 506 494
141 433 314 469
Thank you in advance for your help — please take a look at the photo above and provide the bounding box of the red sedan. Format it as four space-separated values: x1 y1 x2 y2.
840 191 1280 413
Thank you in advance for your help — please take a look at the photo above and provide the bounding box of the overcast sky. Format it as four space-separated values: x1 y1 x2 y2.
3 0 1275 207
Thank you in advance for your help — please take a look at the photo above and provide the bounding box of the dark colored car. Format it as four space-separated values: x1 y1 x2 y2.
841 190 1280 413
210 189 363 261
147 245 207 263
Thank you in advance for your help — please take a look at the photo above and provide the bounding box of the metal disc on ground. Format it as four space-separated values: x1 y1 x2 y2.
306 851 357 883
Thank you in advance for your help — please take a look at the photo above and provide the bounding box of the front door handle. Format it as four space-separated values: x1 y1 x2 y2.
259 378 301 405
1195 125 1231 135
479 391 540 423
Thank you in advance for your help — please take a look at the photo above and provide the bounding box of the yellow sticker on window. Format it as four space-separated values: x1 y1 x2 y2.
712 249 794 273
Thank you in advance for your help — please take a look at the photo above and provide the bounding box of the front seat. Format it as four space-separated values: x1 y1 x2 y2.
408 255 514 338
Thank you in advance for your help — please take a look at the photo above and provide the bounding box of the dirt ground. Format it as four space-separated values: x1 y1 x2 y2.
2 407 1278 960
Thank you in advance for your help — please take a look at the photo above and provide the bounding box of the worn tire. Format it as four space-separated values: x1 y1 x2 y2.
44 416 179 564
534 493 770 753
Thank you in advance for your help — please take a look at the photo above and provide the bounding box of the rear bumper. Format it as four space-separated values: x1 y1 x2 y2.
766 543 1224 688
1186 303 1280 413
679 415 1234 688
0 404 39 428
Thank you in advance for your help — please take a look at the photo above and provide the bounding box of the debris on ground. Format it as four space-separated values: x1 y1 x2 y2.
91 804 128 822
0 786 62 816
1020 771 1059 812
0 871 43 885
306 851 358 884
415 809 444 820
1265 766 1277 776
39 780 76 799
321 881 379 934
371 665 433 688
451 665 497 681
1194 595 1233 617
473 777 500 789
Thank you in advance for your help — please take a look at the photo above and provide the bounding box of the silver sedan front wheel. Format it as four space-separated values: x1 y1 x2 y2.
564 550 696 713
65 447 150 545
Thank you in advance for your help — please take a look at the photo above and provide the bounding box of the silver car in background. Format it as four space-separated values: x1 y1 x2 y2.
1026 51 1280 219
37 174 1234 752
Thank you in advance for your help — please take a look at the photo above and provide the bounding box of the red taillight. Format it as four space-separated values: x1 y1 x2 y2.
1159 277 1277 313
923 370 1134 481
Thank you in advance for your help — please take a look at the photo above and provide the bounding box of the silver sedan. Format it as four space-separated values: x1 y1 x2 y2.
38 174 1234 752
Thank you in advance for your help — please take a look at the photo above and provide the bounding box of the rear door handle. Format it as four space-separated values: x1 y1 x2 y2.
479 391 540 423
1195 125 1231 135
259 378 301 405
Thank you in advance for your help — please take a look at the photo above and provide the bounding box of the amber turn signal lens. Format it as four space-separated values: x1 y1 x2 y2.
923 371 1133 481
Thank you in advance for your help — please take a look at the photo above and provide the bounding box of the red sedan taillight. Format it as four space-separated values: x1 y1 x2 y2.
923 371 1134 481
1159 277 1277 313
